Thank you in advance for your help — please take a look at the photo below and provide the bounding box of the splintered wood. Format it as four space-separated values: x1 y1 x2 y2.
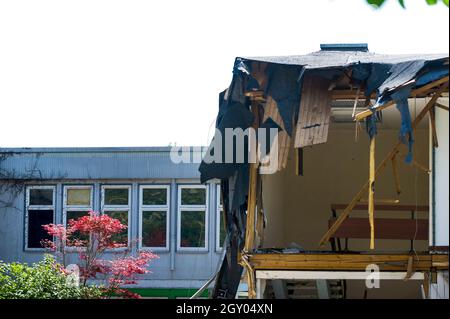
294 75 331 148
262 95 291 171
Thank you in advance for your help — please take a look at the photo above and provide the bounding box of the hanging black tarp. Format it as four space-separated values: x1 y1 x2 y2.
200 45 448 299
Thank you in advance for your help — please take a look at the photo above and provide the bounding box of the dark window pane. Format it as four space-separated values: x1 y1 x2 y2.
29 188 53 206
181 188 206 205
104 211 128 245
180 210 205 248
27 209 53 248
143 188 167 205
142 211 167 247
66 211 90 244
104 188 129 205
219 210 226 248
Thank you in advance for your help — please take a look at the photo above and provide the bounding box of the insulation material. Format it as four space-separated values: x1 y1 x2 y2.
294 75 331 148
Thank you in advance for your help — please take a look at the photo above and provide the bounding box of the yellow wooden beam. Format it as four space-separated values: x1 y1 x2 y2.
368 136 376 250
391 153 402 196
319 83 448 248
249 253 449 271
354 77 449 121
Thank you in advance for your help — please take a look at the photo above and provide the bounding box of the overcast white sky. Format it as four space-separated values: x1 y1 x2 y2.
0 0 448 147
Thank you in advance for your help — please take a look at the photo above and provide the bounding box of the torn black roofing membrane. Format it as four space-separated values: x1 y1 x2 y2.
199 46 449 299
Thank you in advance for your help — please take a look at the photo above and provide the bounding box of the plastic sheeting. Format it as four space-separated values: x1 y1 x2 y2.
201 48 448 299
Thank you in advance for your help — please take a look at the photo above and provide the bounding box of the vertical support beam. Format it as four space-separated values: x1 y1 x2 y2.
368 136 376 250
316 279 331 299
256 278 266 299
319 83 448 248
391 153 402 196
244 102 259 252
429 106 439 148
271 279 289 299
243 100 260 299
170 179 177 271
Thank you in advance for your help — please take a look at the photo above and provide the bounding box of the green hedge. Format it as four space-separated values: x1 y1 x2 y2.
0 255 102 299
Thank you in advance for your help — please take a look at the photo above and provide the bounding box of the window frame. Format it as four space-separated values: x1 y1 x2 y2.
100 184 132 249
177 184 209 252
25 185 56 251
62 185 94 251
138 184 170 252
215 184 225 252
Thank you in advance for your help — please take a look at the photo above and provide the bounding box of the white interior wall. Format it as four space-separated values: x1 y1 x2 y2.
431 100 449 247
261 116 431 298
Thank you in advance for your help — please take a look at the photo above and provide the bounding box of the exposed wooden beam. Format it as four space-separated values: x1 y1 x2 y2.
242 99 260 299
354 77 449 121
332 90 375 100
429 107 438 148
330 203 428 211
391 153 402 196
249 253 449 272
256 270 425 280
435 102 449 112
368 136 376 250
319 85 447 248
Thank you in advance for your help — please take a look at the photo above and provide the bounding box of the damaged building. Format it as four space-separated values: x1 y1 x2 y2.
199 43 449 299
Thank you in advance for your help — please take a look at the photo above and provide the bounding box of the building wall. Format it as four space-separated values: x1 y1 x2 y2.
261 126 430 298
0 149 224 291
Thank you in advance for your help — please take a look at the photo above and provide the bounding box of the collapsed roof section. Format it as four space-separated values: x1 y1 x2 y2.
198 44 449 299
200 45 448 210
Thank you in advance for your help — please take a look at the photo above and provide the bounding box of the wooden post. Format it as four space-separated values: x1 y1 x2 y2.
244 100 260 253
429 107 438 148
242 99 260 299
391 153 402 196
319 82 448 247
368 136 376 250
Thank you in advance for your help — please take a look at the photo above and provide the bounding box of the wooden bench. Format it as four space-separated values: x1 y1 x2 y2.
329 204 429 252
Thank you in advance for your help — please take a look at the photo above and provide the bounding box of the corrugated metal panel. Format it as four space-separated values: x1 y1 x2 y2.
294 75 332 148
0 147 205 180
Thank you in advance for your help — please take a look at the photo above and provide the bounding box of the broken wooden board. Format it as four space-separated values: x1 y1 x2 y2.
261 95 291 171
249 252 449 271
294 75 332 148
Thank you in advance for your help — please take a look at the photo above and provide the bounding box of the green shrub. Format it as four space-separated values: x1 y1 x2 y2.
0 255 103 299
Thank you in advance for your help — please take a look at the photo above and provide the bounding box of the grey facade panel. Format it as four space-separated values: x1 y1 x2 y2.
0 147 206 180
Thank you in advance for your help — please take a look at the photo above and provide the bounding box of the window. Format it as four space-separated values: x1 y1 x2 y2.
177 185 208 251
101 185 131 246
25 186 55 249
63 185 93 245
139 185 170 251
216 184 226 251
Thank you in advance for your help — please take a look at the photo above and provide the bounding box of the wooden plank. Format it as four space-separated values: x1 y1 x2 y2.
244 101 260 252
391 153 402 195
368 136 376 249
294 75 331 148
262 95 291 171
319 85 447 248
328 217 429 240
331 90 375 100
429 107 438 148
248 253 449 271
330 203 429 211
243 100 260 299
435 102 449 111
256 270 425 280
355 77 449 121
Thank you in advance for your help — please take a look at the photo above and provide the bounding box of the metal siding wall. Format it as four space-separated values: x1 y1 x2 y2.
0 179 222 290
0 148 202 180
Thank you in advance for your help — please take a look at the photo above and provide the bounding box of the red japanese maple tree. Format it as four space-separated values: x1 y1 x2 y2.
42 211 158 298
